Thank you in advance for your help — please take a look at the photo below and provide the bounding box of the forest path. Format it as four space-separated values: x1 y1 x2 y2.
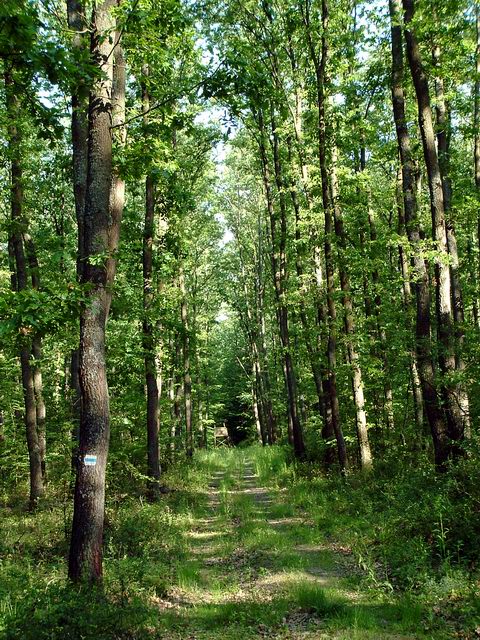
160 451 420 640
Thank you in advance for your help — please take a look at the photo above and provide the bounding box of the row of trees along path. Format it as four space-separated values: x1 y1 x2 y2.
1 0 478 584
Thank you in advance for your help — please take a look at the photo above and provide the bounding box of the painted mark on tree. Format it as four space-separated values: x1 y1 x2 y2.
84 455 97 466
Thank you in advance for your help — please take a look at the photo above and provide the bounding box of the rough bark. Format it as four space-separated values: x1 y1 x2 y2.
235 226 272 446
475 6 480 327
300 0 342 465
286 136 329 447
68 0 124 582
302 0 348 472
255 211 278 443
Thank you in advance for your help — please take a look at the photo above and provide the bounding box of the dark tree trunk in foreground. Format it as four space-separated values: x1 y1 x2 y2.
5 68 44 508
142 66 161 493
69 0 124 582
403 0 468 461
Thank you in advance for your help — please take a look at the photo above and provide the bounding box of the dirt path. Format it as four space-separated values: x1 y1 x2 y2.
161 455 419 640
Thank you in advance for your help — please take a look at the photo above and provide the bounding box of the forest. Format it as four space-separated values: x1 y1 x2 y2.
1 0 480 638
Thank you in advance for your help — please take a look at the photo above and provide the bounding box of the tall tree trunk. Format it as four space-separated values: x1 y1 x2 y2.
141 66 161 494
475 6 480 327
284 52 333 452
4 68 44 508
390 0 448 468
476 5 480 194
24 234 47 479
358 144 395 435
267 107 305 458
286 137 329 448
331 148 372 471
396 168 425 437
179 267 193 458
302 0 348 472
431 38 470 437
69 1 124 582
253 361 267 445
67 0 88 447
256 211 278 443
403 0 468 456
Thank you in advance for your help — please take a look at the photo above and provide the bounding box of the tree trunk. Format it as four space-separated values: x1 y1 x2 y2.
24 234 47 479
256 211 278 443
267 107 305 458
284 53 334 451
396 168 425 436
303 0 348 472
431 38 470 437
331 148 372 471
69 1 124 582
475 6 480 328
256 106 304 457
141 66 161 494
253 361 267 445
287 137 329 448
4 68 44 508
179 267 193 458
67 0 88 446
390 0 448 468
403 0 468 455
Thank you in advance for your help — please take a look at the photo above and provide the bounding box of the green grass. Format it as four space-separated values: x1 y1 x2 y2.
1 445 479 639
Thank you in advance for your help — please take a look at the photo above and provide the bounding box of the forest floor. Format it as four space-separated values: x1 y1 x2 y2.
153 450 434 640
1 446 476 639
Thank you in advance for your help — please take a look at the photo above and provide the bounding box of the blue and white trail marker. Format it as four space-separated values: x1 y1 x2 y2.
84 454 97 466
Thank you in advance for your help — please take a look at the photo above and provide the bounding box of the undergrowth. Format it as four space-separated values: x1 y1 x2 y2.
1 445 479 639
252 443 480 637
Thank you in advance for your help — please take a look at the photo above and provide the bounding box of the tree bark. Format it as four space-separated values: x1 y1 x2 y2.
331 148 372 471
403 0 468 455
390 0 448 468
67 0 88 446
396 168 424 436
179 267 193 458
302 0 348 472
141 65 161 494
68 0 124 582
431 38 470 437
258 105 305 458
4 68 44 508
475 6 480 328
24 234 47 479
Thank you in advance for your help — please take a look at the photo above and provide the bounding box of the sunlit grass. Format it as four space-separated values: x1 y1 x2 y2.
0 446 471 640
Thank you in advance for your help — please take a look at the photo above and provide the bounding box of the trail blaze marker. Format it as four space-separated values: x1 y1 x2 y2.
84 455 97 466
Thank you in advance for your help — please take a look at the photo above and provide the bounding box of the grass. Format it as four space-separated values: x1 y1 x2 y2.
0 445 478 638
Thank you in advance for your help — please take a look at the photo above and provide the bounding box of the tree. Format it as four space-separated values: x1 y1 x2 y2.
68 0 126 582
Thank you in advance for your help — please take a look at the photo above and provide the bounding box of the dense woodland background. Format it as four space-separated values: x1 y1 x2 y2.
1 0 480 637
